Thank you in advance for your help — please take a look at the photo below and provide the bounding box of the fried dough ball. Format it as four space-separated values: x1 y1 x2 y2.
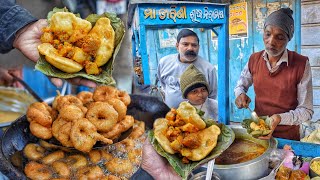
39 140 60 150
52 118 73 147
53 94 86 113
100 175 121 180
57 104 85 121
70 118 113 152
105 158 134 175
176 101 206 130
76 165 104 180
128 120 146 139
86 102 118 132
92 85 118 102
49 12 92 43
117 90 131 106
88 149 113 164
101 115 134 140
76 91 94 106
105 98 127 122
41 150 65 165
86 17 115 67
66 154 88 170
29 121 53 140
24 161 52 180
52 161 71 178
27 102 53 127
23 143 46 161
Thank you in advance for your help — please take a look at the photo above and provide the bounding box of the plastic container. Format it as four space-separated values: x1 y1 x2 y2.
310 157 320 178
188 171 221 180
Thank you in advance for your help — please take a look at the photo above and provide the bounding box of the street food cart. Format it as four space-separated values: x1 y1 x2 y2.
127 0 230 124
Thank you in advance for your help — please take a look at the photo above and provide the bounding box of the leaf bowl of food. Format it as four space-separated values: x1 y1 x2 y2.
150 102 235 180
241 116 272 138
36 7 125 85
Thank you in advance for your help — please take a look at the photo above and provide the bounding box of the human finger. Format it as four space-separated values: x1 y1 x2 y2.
235 94 248 108
66 78 97 88
49 77 63 88
258 134 272 140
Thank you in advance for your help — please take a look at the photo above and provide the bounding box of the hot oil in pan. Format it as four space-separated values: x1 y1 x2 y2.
215 139 266 165
0 111 23 124
9 129 147 179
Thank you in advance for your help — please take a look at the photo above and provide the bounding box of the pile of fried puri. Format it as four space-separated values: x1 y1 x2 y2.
38 11 115 75
26 85 136 153
154 101 221 163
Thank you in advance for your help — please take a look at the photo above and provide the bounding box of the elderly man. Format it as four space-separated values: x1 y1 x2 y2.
157 29 217 108
234 8 313 140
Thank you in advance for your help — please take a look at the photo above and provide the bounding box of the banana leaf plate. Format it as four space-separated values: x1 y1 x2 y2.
149 123 235 179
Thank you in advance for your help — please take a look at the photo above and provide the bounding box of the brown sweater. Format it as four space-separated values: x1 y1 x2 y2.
248 50 308 140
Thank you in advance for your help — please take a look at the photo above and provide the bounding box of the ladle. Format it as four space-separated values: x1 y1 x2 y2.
10 73 43 102
247 106 259 122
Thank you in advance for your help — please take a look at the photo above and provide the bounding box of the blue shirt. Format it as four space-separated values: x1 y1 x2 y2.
0 0 37 53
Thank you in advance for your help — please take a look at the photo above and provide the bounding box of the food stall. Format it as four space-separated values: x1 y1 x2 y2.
127 0 230 124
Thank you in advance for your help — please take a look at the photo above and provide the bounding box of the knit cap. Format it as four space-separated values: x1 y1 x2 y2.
264 8 294 40
180 64 209 99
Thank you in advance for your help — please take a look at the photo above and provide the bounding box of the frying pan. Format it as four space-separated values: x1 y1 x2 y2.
0 94 170 179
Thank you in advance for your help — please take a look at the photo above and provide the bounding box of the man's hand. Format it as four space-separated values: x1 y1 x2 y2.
258 114 281 140
235 93 251 109
141 139 180 180
0 66 23 88
13 19 47 63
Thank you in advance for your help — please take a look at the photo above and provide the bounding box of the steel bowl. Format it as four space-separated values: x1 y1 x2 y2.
310 157 320 178
213 125 277 180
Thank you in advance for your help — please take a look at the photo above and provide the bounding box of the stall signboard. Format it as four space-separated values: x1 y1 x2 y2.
229 2 248 39
138 3 227 27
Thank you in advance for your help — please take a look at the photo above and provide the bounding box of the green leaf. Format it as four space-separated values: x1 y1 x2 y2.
35 8 125 85
241 116 272 138
149 124 235 180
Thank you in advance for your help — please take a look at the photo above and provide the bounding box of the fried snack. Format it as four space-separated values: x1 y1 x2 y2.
176 101 206 130
242 117 272 138
101 115 135 140
38 11 115 75
26 102 53 127
23 143 46 161
85 17 115 67
52 161 71 178
180 125 220 161
38 43 84 73
154 102 221 162
26 86 134 153
49 12 92 43
70 118 113 152
86 102 119 132
154 118 176 154
24 161 52 180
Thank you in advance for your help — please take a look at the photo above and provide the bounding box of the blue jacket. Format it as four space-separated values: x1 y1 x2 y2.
0 0 37 53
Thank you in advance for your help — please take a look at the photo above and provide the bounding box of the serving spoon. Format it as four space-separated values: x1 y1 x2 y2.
205 159 215 180
247 106 259 122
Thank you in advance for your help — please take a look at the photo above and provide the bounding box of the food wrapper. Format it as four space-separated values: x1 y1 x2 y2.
241 116 272 138
149 122 235 180
35 7 125 85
